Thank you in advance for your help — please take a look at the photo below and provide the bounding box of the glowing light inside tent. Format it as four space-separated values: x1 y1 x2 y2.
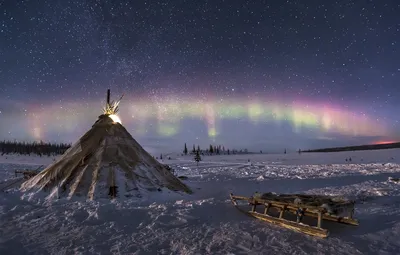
109 114 121 124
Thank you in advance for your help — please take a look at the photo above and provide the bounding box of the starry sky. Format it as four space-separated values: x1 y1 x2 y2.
0 0 399 153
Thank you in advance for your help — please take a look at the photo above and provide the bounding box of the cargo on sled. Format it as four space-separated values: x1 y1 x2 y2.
230 192 359 238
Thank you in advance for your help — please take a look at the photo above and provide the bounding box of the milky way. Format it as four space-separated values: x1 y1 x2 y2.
0 1 399 152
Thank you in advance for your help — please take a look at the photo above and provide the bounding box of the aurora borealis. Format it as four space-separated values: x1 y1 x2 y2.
0 1 399 152
0 94 396 152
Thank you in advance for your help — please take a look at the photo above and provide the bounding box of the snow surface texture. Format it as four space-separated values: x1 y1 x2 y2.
0 149 400 254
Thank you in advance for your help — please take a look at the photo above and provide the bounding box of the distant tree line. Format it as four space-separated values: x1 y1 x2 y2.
0 140 71 156
303 142 400 153
182 143 251 156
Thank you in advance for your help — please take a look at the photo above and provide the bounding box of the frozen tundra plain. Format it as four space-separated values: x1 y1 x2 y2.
0 148 400 255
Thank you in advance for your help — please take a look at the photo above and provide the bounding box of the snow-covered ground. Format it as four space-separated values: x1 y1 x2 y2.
1 149 400 254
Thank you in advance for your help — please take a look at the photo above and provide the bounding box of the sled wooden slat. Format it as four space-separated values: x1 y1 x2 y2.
250 210 329 238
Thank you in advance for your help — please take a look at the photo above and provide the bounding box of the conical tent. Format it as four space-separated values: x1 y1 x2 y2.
21 93 191 200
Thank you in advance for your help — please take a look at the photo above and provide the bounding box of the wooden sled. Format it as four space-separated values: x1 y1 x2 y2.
230 192 359 238
15 165 43 180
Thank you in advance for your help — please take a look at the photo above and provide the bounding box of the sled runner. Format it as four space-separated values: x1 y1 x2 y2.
230 192 359 238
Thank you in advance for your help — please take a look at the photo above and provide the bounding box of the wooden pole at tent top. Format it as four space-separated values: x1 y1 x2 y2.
107 89 110 105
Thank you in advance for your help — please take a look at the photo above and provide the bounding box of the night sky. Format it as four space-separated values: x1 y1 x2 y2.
0 0 399 153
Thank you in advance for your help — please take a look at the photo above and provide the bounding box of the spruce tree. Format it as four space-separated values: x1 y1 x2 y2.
184 143 188 155
194 150 201 165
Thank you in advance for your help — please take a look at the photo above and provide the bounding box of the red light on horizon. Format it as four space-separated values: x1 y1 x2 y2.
373 140 398 145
